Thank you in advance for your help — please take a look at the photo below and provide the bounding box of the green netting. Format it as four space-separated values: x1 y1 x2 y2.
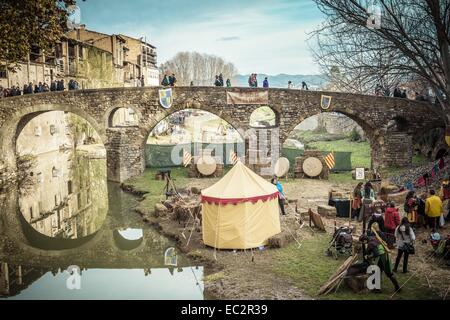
145 143 245 168
281 148 352 172
146 144 353 171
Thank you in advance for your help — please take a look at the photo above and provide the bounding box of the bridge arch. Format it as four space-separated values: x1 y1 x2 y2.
0 102 106 173
249 106 279 129
0 87 444 181
106 105 142 128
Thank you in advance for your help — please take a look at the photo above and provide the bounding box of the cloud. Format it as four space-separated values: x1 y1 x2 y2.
79 0 324 74
217 36 240 42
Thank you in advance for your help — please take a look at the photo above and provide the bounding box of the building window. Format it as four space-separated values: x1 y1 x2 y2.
50 124 57 135
52 167 59 178
34 126 42 136
68 180 73 195
0 67 6 79
77 193 81 209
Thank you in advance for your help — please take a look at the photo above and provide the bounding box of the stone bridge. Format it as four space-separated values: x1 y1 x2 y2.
0 87 444 182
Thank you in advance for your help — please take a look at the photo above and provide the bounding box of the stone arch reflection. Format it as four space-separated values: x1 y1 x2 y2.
113 228 144 251
15 111 108 240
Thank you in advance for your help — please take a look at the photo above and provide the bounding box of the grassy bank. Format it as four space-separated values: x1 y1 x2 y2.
308 139 370 169
124 167 189 212
123 167 444 300
274 233 440 300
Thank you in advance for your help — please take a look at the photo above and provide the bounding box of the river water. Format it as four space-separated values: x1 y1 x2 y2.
0 150 205 300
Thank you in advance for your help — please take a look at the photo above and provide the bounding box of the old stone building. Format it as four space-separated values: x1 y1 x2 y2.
0 25 159 90
119 34 159 86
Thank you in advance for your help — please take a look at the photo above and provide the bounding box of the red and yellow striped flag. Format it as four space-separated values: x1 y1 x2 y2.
229 150 238 165
324 152 335 169
183 150 192 167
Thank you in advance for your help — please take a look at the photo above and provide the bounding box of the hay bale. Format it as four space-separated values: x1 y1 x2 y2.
162 200 174 211
191 186 201 195
173 206 193 222
387 190 409 205
154 203 169 217
317 205 336 217
344 274 368 293
331 191 345 198
268 231 291 248
384 185 399 193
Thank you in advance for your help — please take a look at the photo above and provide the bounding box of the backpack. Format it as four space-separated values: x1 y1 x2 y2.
404 202 410 213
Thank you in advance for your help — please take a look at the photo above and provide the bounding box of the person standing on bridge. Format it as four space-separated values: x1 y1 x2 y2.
288 81 294 89
226 78 231 87
161 74 170 86
301 81 309 90
169 74 177 87
214 75 222 87
263 77 269 88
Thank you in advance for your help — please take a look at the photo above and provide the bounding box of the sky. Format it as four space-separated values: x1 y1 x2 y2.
77 0 324 75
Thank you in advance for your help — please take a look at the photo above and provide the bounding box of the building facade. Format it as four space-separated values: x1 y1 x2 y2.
0 25 159 90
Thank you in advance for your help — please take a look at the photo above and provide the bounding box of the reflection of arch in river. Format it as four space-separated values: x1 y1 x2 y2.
18 212 99 250
112 228 144 251
164 247 178 267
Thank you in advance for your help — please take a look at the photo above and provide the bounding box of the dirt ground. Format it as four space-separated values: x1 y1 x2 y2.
123 175 450 300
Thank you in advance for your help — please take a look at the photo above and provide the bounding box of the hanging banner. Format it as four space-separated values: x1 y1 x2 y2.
226 91 269 105
320 95 332 110
159 88 173 109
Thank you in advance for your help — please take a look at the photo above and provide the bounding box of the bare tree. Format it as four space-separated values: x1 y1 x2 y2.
160 52 238 86
311 0 450 124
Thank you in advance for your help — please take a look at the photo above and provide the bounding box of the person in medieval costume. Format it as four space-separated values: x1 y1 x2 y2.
359 232 401 293
351 182 363 219
439 176 450 221
358 182 375 222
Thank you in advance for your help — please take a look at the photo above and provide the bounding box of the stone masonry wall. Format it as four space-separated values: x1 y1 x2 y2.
381 133 413 168
0 87 444 182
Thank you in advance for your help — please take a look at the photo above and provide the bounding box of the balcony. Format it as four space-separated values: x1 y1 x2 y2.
142 47 157 57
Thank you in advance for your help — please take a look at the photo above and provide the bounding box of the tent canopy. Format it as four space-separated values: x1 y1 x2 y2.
201 161 279 205
201 161 281 249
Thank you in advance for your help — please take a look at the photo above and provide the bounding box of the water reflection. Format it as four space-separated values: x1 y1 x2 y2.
0 263 204 300
0 110 205 300
19 150 108 240
0 183 205 300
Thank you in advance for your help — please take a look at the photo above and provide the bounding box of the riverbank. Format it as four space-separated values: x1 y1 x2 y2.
122 168 448 300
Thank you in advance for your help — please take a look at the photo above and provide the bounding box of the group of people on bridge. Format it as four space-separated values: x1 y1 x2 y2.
161 74 177 87
0 79 80 98
214 73 232 87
